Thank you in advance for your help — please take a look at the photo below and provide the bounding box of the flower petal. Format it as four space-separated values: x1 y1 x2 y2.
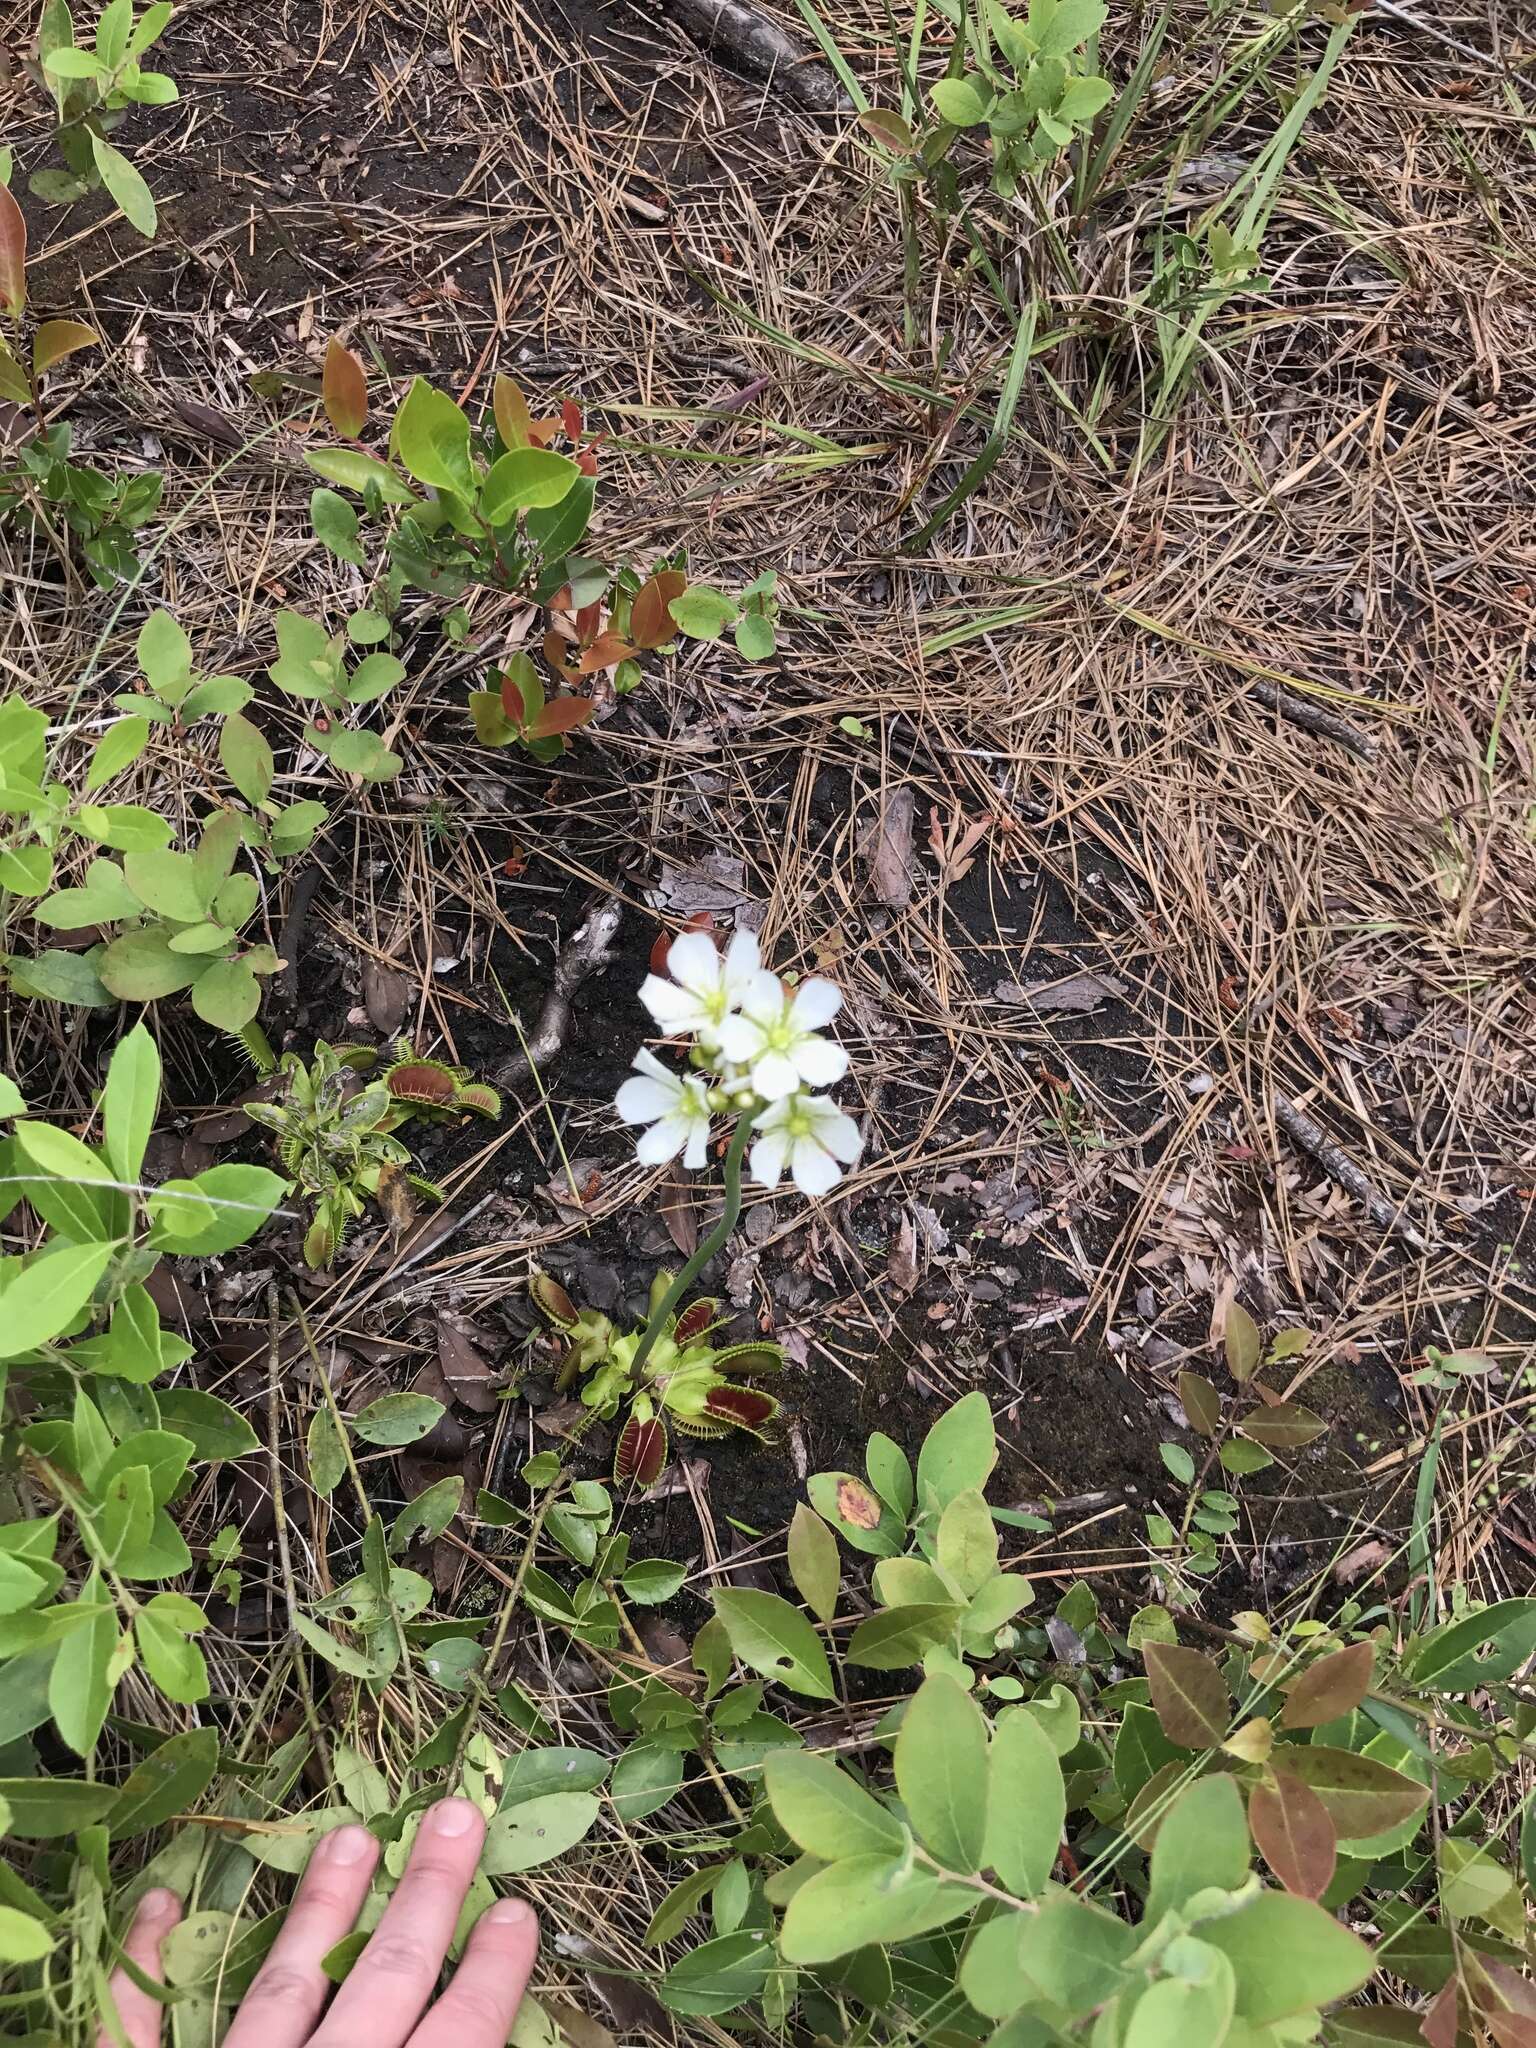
714 1014 761 1062
721 926 763 987
816 1106 864 1163
615 1075 678 1124
738 969 786 1022
793 1036 848 1087
666 930 722 995
752 1050 802 1102
789 1137 841 1198
636 1114 689 1165
639 975 704 1032
788 978 842 1032
682 1121 710 1170
749 1129 791 1188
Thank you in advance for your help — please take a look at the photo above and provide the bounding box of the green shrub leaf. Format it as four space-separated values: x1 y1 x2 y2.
895 1673 988 1871
712 1589 834 1700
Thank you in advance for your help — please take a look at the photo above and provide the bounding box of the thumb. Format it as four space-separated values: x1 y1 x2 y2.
98 1887 182 2048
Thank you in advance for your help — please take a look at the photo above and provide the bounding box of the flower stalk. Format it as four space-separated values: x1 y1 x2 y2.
627 1110 752 1386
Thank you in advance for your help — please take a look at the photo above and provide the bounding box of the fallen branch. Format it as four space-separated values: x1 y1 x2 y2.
665 0 849 112
495 894 624 1089
1249 679 1377 762
1275 1093 1426 1250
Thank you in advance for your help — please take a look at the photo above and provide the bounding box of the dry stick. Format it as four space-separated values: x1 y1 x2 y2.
265 1281 334 1784
1248 679 1377 763
493 893 624 1090
1274 1095 1428 1250
663 0 849 111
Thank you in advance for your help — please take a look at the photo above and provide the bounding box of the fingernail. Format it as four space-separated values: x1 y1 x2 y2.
428 1798 481 1837
488 1898 533 1927
324 1825 376 1865
139 1888 180 1919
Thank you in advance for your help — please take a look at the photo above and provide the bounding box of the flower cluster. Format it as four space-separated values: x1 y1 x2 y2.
615 929 863 1199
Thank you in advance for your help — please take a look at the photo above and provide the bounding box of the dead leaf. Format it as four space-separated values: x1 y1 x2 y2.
362 960 412 1035
648 853 763 927
539 1997 618 2048
886 1211 919 1295
863 786 914 908
1332 1538 1390 1585
532 1398 589 1440
927 804 992 884
436 1317 499 1414
993 971 1128 1013
657 1157 700 1256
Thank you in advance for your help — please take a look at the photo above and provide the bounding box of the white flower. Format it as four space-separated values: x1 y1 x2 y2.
638 927 763 1053
718 974 848 1102
615 1049 713 1168
750 1091 863 1199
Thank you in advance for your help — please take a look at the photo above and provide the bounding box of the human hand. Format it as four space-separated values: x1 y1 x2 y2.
98 1797 538 2048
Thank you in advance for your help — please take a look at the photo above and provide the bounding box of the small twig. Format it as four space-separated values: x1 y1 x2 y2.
1249 679 1377 762
494 893 623 1089
1375 0 1503 71
664 0 849 111
1274 1095 1427 1250
265 1282 334 1784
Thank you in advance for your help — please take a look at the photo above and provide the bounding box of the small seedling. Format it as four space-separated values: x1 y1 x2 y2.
31 0 178 237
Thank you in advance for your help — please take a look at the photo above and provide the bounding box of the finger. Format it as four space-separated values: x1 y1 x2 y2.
313 1798 486 2048
224 1823 380 2048
98 1887 182 2048
408 1898 539 2048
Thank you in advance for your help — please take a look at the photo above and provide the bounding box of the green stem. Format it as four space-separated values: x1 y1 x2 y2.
628 1112 753 1384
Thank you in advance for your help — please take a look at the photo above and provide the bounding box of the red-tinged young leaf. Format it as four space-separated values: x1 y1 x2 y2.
561 398 583 439
1178 1370 1221 1439
32 320 99 377
493 375 535 449
1489 2018 1536 2048
1279 1640 1375 1729
576 447 598 477
673 1301 717 1345
542 628 581 681
500 667 538 725
702 1386 779 1436
649 911 714 976
1225 1300 1262 1382
322 336 368 437
1421 1982 1460 2048
857 107 918 152
631 570 688 649
576 632 637 676
1238 1402 1327 1450
0 179 25 318
386 1062 457 1106
573 600 601 640
616 1415 667 1487
1249 1769 1337 1900
1279 1746 1430 1838
1143 1642 1231 1748
526 696 597 741
531 414 561 445
529 1271 578 1327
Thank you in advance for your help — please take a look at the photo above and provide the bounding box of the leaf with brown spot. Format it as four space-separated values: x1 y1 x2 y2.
322 337 368 437
631 570 688 649
857 107 917 153
836 1477 883 1531
1279 1641 1374 1729
0 179 26 319
1178 1371 1221 1439
1143 1642 1231 1749
616 1416 667 1487
1249 1769 1337 1900
1225 1301 1262 1383
1238 1402 1327 1450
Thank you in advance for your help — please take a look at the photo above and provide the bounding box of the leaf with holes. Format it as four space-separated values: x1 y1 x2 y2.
712 1589 834 1700
1143 1643 1230 1748
1250 1769 1337 1900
